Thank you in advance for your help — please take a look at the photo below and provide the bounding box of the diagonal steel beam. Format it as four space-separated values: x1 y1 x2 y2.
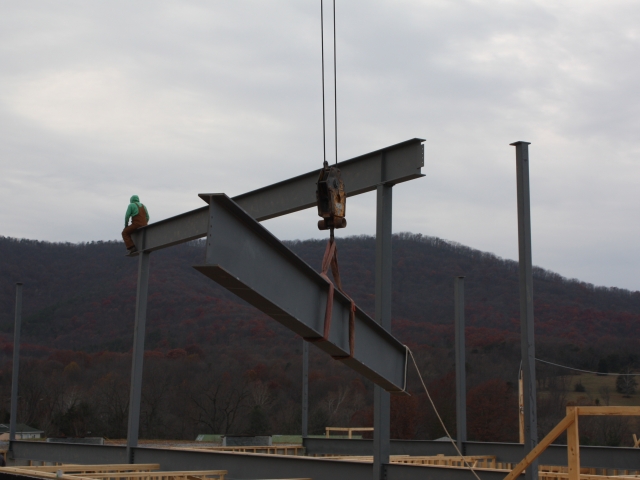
193 194 408 392
131 138 424 252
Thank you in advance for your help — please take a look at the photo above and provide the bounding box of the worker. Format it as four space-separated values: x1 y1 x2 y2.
122 195 149 255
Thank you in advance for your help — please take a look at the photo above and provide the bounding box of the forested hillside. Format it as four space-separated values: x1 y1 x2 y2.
0 234 638 445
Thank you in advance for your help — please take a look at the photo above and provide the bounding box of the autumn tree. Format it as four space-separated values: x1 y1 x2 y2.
616 369 638 397
467 379 517 442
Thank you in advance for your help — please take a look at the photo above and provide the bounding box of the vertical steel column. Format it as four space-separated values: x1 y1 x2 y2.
511 140 538 480
373 183 392 480
9 283 23 452
126 249 151 464
302 340 309 438
454 276 467 453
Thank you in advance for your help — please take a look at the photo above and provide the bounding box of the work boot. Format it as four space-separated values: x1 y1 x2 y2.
125 246 138 257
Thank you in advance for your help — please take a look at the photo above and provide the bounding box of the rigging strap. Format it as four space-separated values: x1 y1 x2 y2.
305 232 356 360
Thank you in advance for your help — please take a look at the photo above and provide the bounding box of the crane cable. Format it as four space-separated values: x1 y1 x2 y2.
332 0 338 165
320 0 338 166
320 0 326 166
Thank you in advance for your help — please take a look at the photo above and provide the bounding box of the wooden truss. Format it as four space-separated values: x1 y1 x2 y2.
505 406 640 480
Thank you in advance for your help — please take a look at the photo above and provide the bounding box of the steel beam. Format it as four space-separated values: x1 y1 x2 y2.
232 138 424 220
193 194 408 392
511 140 538 480
131 139 424 252
13 440 640 480
373 183 392 480
11 441 126 465
454 276 467 453
9 441 512 480
126 250 151 463
9 283 23 452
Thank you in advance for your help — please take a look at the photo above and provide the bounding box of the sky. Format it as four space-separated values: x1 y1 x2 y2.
1 1 639 291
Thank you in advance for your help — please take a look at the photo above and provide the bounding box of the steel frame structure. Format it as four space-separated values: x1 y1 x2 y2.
6 140 562 480
122 139 425 473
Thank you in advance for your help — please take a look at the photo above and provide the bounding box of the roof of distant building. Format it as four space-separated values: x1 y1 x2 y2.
0 424 44 434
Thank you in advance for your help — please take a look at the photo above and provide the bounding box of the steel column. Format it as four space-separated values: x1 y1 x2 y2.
454 276 467 453
9 282 23 453
511 140 538 479
373 183 392 480
302 340 309 438
126 249 151 463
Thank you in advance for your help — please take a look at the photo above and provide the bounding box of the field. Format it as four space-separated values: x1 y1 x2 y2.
559 374 640 407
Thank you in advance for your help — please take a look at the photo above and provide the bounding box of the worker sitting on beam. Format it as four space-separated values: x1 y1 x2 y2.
122 195 149 256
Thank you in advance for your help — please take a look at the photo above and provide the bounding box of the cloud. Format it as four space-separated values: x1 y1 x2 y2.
1 0 639 290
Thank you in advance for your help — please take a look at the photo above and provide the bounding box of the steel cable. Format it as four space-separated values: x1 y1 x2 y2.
407 348 483 480
320 0 327 165
535 358 640 376
333 0 338 165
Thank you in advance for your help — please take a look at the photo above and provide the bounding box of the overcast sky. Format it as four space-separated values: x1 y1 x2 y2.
1 1 639 291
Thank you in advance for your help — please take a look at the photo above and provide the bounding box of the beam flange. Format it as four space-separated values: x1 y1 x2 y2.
229 138 425 221
193 194 408 393
131 139 424 252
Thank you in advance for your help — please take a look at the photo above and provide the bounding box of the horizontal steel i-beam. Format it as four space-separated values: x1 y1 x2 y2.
131 138 424 252
193 194 408 392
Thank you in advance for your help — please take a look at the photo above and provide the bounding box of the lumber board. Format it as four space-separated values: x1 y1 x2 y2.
325 427 374 431
0 467 96 480
504 413 576 480
84 471 227 478
567 408 580 480
539 475 640 480
575 406 640 416
201 445 304 455
13 465 160 473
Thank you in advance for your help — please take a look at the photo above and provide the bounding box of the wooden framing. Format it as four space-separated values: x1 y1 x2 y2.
540 474 640 480
170 445 305 456
539 465 640 479
505 406 640 480
325 427 374 439
317 454 503 468
1 467 97 480
194 445 304 455
3 466 226 480
1 467 313 480
12 465 160 473
66 471 227 479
